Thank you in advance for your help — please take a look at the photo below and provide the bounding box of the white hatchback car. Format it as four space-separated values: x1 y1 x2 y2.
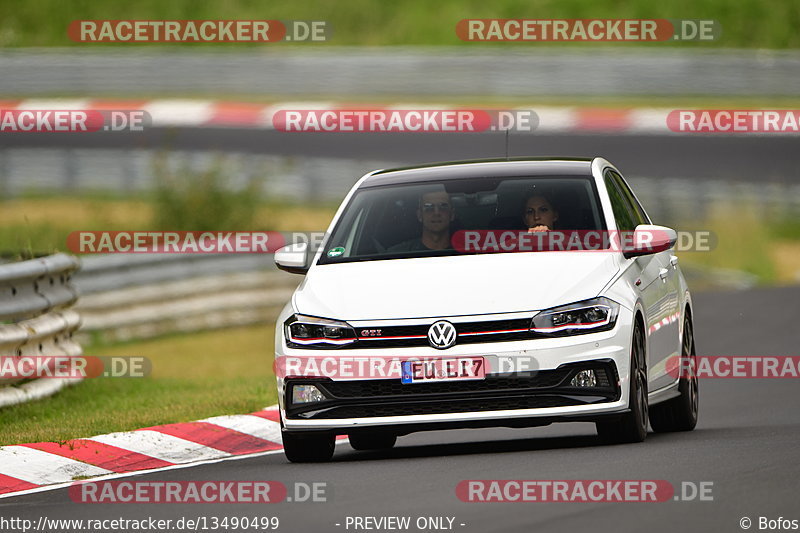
273 158 698 462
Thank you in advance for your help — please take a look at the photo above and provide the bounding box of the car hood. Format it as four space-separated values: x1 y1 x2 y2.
293 252 620 321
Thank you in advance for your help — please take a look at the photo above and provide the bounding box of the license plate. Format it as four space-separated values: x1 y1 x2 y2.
401 357 485 384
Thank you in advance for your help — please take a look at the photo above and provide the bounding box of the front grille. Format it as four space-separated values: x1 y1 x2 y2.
306 395 587 419
287 317 538 349
318 369 577 397
356 317 535 348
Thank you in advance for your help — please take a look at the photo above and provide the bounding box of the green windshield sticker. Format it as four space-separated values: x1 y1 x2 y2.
327 247 345 257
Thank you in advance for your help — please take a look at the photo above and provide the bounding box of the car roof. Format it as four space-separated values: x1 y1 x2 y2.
361 157 595 188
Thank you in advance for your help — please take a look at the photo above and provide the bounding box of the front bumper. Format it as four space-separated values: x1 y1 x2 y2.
284 401 630 433
278 307 634 433
288 358 619 416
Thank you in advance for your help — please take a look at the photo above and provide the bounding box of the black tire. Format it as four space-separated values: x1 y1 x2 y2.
282 430 335 463
596 320 648 444
349 432 397 451
649 314 699 432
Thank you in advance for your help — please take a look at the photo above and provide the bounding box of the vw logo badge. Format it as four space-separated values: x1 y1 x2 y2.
428 320 457 349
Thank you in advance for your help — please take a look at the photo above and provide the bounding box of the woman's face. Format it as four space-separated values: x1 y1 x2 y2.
524 195 558 229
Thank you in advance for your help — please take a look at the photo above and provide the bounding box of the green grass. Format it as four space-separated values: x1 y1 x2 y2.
676 206 800 284
0 195 338 256
151 157 264 232
0 324 277 445
0 0 798 48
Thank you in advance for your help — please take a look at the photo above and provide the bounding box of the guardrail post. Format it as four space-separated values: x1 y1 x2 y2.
0 148 9 198
0 253 82 407
64 149 78 192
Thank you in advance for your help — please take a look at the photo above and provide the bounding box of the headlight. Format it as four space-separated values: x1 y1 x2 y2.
530 297 620 336
285 314 356 347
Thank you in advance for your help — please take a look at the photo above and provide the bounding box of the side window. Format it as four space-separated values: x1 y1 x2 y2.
609 171 650 225
603 170 638 232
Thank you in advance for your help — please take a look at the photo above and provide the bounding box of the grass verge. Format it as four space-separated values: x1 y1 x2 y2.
0 324 276 446
0 195 338 256
676 205 800 284
0 0 798 48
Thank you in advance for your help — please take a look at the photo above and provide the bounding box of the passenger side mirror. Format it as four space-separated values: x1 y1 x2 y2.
275 242 310 274
622 224 678 259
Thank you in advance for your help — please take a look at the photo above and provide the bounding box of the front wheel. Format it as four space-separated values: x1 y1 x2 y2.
282 430 335 463
649 314 699 432
596 321 648 444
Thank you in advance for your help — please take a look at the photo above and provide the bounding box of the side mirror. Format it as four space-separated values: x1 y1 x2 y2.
622 224 678 259
275 242 310 274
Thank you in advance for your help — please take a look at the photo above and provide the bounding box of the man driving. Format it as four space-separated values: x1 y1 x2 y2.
389 190 454 251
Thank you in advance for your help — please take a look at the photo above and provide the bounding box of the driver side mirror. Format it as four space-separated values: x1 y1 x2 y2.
274 242 311 274
622 224 678 259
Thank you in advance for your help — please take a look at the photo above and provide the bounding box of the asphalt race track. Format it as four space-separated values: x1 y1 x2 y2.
3 285 799 532
3 128 800 181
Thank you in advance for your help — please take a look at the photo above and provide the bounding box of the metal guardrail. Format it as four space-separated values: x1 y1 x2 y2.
0 148 393 203
74 252 276 294
1 48 799 97
74 254 299 343
0 252 299 406
0 254 82 407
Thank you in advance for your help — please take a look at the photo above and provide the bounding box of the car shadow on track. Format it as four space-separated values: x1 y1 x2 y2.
334 433 605 462
330 428 719 463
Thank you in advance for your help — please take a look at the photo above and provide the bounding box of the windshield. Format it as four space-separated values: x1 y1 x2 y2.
318 176 607 264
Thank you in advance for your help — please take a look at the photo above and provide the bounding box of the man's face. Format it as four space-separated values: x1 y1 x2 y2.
418 191 454 234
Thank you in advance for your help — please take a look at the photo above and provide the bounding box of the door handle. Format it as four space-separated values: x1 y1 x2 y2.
659 268 669 281
669 255 679 269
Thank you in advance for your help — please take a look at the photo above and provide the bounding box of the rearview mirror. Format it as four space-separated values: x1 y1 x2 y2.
622 224 678 259
275 242 310 274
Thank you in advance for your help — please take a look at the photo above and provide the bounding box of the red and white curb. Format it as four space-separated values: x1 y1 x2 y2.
0 98 682 134
0 406 305 498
